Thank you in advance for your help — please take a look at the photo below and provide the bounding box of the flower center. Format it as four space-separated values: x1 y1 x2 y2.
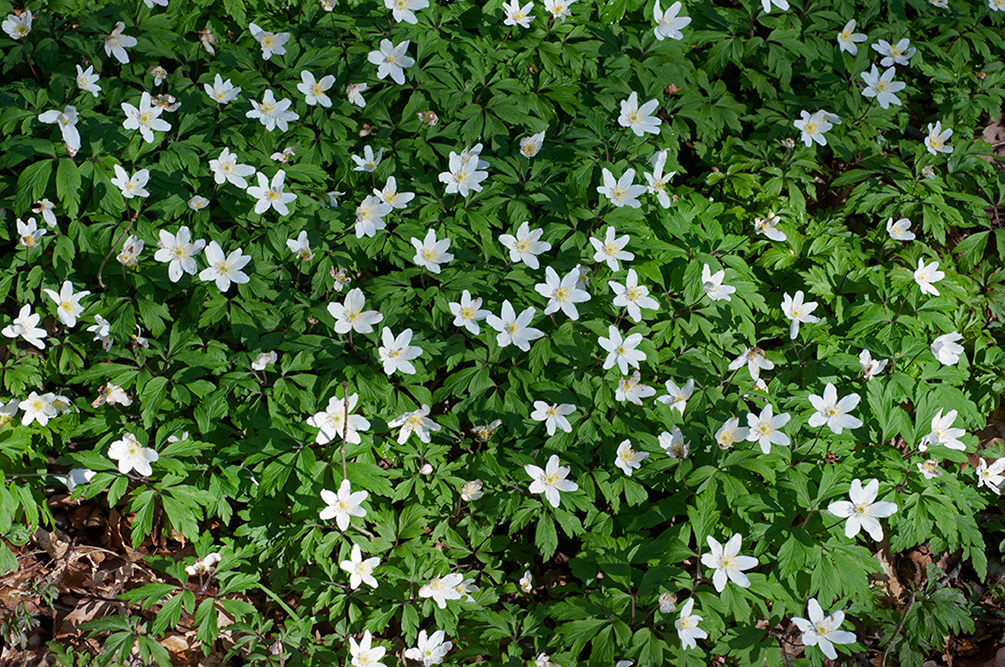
461 306 474 319
267 189 280 201
217 260 231 274
505 322 519 335
554 287 570 302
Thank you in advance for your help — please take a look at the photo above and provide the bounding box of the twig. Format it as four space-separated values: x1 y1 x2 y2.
880 589 916 667
341 380 349 480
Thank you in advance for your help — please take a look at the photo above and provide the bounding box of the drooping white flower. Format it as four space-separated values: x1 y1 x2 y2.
827 478 897 540
251 351 278 371
886 217 915 241
519 570 533 593
520 130 546 158
658 426 689 459
38 106 81 152
87 315 113 350
117 234 143 266
525 454 578 508
931 331 964 366
347 83 369 108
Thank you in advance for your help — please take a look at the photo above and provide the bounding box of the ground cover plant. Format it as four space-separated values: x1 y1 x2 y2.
2 0 1005 664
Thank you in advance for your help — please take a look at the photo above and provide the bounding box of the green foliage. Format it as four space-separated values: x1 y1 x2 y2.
0 0 1004 664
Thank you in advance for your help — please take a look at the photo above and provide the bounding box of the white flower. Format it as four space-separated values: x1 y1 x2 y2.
599 326 646 375
836 19 867 55
297 70 335 107
58 468 97 493
0 399 19 428
525 454 578 508
87 316 113 350
438 151 489 197
992 0 1005 10
309 393 370 445
609 269 658 322
729 347 774 380
615 371 655 405
658 592 677 614
519 570 533 593
104 22 137 64
340 543 380 589
782 290 820 339
977 458 1005 494
117 234 143 266
530 401 576 436
597 168 646 208
486 301 544 352
535 266 590 320
914 258 945 296
644 150 676 208
17 217 45 248
2 10 32 39
76 65 101 97
859 349 888 380
246 90 299 132
249 22 290 60
251 351 278 371
715 417 749 449
327 288 383 335
544 0 574 21
108 433 159 476
861 65 906 109
745 405 791 454
702 264 735 302
143 0 168 8
155 226 206 282
656 379 694 415
320 478 368 530
917 459 943 480
924 121 953 155
121 91 171 143
44 281 90 328
375 176 414 209
347 83 369 108
286 231 314 261
378 327 422 375
792 599 857 661
754 212 786 241
185 552 222 577
33 199 57 228
349 631 387 667
618 92 661 137
367 39 414 85
886 217 915 241
922 165 937 179
385 0 429 24
419 573 465 608
793 110 834 147
931 331 964 365
658 426 689 459
872 38 915 67
38 106 81 152
807 383 862 434
199 242 251 292
919 409 966 452
653 1 690 40
590 226 634 270
827 478 897 540
760 0 789 12
411 229 454 273
404 630 452 666
460 480 484 501
675 598 707 650
3 304 46 349
19 392 57 427
352 146 384 172
204 74 241 104
389 405 440 444
188 195 209 210
701 534 758 592
520 130 546 158
500 221 550 269
355 195 392 238
615 439 649 476
502 0 535 27
110 165 149 199
247 170 297 216
448 290 489 334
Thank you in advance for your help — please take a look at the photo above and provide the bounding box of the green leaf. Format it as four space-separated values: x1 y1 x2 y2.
15 160 53 212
